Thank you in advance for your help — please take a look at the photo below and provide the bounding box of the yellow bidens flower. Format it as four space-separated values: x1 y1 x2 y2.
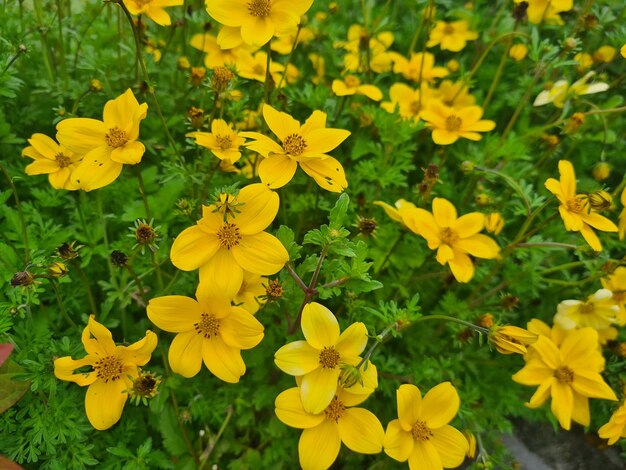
22 133 81 190
383 382 469 470
544 160 618 251
598 397 626 445
205 0 313 48
338 25 398 74
516 0 573 24
509 43 528 61
489 325 538 355
169 183 288 297
275 367 383 470
427 20 478 52
484 212 504 235
234 271 268 314
602 267 626 322
533 72 609 108
619 187 626 240
593 45 616 63
512 328 617 430
54 315 157 430
147 289 263 382
381 83 431 122
554 289 621 331
420 103 495 145
123 0 184 26
331 75 383 101
274 302 368 414
56 89 148 191
409 198 500 282
374 199 419 228
242 105 350 192
393 52 449 83
187 119 245 164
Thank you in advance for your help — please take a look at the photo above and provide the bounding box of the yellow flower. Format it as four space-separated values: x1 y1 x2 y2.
169 183 288 298
489 325 538 355
427 20 478 52
383 382 469 469
483 212 504 235
619 187 626 240
374 199 419 228
509 43 528 61
544 160 618 251
147 289 263 382
187 119 245 163
332 75 382 101
54 315 157 430
56 89 148 191
381 83 432 122
430 80 476 109
393 52 449 83
533 72 609 108
554 289 620 332
420 102 495 145
516 0 573 24
271 24 315 55
123 0 183 26
574 52 594 71
275 367 383 470
234 271 268 314
601 267 626 324
403 198 501 282
189 33 244 69
309 53 326 84
22 133 81 190
464 431 476 459
339 25 398 73
274 302 368 414
512 328 617 430
236 50 287 85
621 44 626 59
598 397 626 445
205 0 313 47
593 46 616 63
242 105 350 192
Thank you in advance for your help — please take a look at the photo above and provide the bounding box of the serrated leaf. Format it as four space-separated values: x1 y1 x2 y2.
158 406 189 457
329 193 349 229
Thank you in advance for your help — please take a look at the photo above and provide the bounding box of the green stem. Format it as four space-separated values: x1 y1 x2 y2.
274 24 301 92
136 170 151 220
0 163 29 263
375 231 405 274
72 261 99 318
198 405 234 469
516 242 578 249
55 0 68 79
475 166 531 216
540 260 586 275
32 0 55 82
51 280 77 329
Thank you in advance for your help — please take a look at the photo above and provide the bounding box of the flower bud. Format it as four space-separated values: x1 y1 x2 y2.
592 162 611 181
475 193 492 206
48 261 69 278
509 44 528 61
89 79 103 92
460 161 475 173
484 212 504 235
11 271 34 287
339 364 363 389
489 325 537 355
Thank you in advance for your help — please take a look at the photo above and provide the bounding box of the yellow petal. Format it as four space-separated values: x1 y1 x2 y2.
302 302 340 349
421 382 459 429
571 392 590 427
241 132 284 157
431 128 459 145
579 223 602 251
110 141 145 164
258 153 298 189
430 425 469 468
526 378 552 408
231 232 288 275
202 336 245 383
168 330 203 378
581 212 618 232
436 244 454 264
558 160 576 198
454 234 500 259
147 295 202 332
408 440 442 470
300 110 328 135
432 198 457 227
397 384 422 431
199 248 244 298
83 315 116 356
56 118 106 154
170 225 220 271
383 419 414 462
24 158 60 175
240 15 275 47
275 387 325 429
298 419 341 470
332 79 354 96
300 366 341 414
560 327 599 366
335 322 368 357
545 177 563 199
233 183 280 234
299 156 348 193
303 128 351 155
274 340 321 376
120 330 158 366
453 213 484 238
54 356 96 386
71 147 122 191
145 6 171 26
551 381 573 430
571 370 617 400
103 88 142 130
357 85 383 101
263 104 300 141
27 133 61 159
338 408 384 454
447 251 474 283
512 362 553 385
85 378 128 430
528 336 560 369
220 306 264 349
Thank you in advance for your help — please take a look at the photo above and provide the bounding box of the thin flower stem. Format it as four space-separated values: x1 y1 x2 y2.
136 170 151 220
71 89 90 115
51 280 77 329
55 0 68 79
375 231 405 274
198 405 234 469
540 260 586 275
412 315 489 334
32 0 55 82
289 246 329 334
0 163 29 263
72 3 106 72
1 46 26 76
356 321 399 370
151 250 164 291
319 276 350 290
126 264 147 306
516 242 578 249
475 166 531 216
285 263 309 292
71 261 99 318
274 24 301 92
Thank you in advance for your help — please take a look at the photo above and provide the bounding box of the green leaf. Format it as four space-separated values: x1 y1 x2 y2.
276 225 301 261
329 193 349 229
0 360 30 413
158 406 189 457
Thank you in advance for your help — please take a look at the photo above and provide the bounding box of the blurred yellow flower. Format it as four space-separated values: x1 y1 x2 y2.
574 52 594 71
190 32 245 69
309 53 325 84
205 0 313 47
234 271 268 315
56 89 148 191
374 199 418 228
147 290 263 382
237 50 287 85
593 45 616 63
338 25 399 73
383 382 469 469
420 102 495 145
484 212 504 235
22 133 81 190
489 325 538 355
534 72 609 108
512 328 617 430
170 183 288 297
544 160 618 251
427 20 478 52
619 187 626 240
516 0 573 24
123 0 183 26
242 105 350 192
54 315 157 430
509 43 528 61
601 267 626 324
393 52 449 83
274 302 368 414
381 83 432 122
187 119 246 163
430 80 476 109
598 397 626 445
554 288 620 332
332 75 382 101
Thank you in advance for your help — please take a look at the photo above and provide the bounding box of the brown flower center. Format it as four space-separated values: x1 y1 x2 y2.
265 279 284 300
55 152 72 168
324 397 346 422
612 291 624 303
318 346 340 369
95 355 124 382
554 366 574 384
443 24 455 34
248 0 271 17
578 302 594 314
217 223 242 249
133 0 152 7
283 133 307 156
344 75 360 88
411 420 433 441
439 227 459 245
135 224 157 245
194 313 220 338
566 196 589 214
105 126 129 148
409 101 421 115
445 115 462 132
215 134 232 150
